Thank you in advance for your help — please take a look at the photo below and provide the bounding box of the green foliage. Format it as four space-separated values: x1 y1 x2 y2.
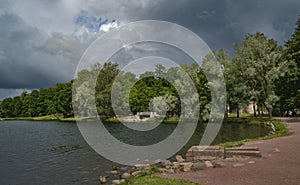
275 16 300 115
228 33 291 117
0 82 74 118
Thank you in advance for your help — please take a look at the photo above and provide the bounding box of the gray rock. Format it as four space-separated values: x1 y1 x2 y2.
120 179 125 183
131 170 142 177
232 163 245 168
121 172 131 179
173 162 180 169
110 170 118 175
154 160 172 168
212 160 226 168
180 162 193 172
154 159 162 164
134 164 150 170
112 179 121 185
120 167 130 172
192 162 206 170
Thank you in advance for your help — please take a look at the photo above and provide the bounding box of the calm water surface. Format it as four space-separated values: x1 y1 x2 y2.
0 120 270 185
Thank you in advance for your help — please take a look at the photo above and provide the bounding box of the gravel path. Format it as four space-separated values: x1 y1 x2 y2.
161 117 300 185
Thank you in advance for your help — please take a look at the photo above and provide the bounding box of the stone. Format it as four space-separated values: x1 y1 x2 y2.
154 159 162 164
225 157 240 162
180 162 193 172
212 160 226 168
112 164 118 170
186 146 225 162
99 175 107 184
189 156 217 162
134 164 150 170
226 147 259 151
112 179 121 185
225 147 261 158
192 162 206 170
225 150 262 158
232 163 245 168
173 162 180 169
205 161 213 168
154 160 172 168
121 172 131 179
248 161 256 164
120 179 125 183
110 170 118 175
176 155 185 162
120 167 130 172
131 170 142 177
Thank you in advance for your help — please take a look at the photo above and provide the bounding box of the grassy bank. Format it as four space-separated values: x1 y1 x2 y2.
1 114 85 122
218 117 290 148
122 174 200 185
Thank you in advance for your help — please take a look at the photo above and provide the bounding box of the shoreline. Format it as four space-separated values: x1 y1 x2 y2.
115 117 290 185
159 117 298 185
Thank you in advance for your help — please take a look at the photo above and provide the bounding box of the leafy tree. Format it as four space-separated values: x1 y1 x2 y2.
233 33 290 118
276 17 300 114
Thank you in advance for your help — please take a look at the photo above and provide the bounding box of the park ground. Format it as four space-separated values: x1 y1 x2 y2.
161 117 300 185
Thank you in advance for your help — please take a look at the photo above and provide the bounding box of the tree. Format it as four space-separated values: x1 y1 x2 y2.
276 16 300 114
233 33 290 118
215 49 250 118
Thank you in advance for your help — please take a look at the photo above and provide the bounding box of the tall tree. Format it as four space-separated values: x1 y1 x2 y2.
276 16 300 114
233 33 290 118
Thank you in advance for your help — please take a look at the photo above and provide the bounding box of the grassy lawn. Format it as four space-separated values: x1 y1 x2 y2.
122 175 200 185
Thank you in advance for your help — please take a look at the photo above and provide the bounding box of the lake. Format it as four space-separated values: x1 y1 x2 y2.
0 120 270 184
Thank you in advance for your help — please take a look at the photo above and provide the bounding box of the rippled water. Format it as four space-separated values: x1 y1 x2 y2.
0 120 270 185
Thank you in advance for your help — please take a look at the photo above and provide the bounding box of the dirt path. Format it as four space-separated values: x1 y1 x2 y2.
162 117 300 185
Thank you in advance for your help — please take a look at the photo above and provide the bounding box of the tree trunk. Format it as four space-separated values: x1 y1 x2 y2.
253 103 256 117
267 107 272 118
236 106 239 118
224 104 228 118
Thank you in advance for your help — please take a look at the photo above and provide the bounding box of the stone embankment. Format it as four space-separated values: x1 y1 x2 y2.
103 146 262 185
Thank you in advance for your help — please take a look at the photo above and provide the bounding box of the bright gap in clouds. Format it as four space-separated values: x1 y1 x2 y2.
75 10 119 33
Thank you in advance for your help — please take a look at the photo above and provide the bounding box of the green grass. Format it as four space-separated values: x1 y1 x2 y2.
122 175 200 185
218 117 291 148
228 112 253 118
1 114 89 122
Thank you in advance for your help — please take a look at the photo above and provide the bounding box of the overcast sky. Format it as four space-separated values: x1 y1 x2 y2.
0 0 299 100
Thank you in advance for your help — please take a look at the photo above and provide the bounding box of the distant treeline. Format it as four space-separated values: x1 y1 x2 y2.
0 82 73 118
1 17 300 119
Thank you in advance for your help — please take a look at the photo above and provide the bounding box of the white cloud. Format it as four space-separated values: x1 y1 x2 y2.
99 21 119 32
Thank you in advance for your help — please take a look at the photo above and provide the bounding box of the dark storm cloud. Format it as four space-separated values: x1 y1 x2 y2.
0 0 300 99
121 0 300 54
0 13 80 89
